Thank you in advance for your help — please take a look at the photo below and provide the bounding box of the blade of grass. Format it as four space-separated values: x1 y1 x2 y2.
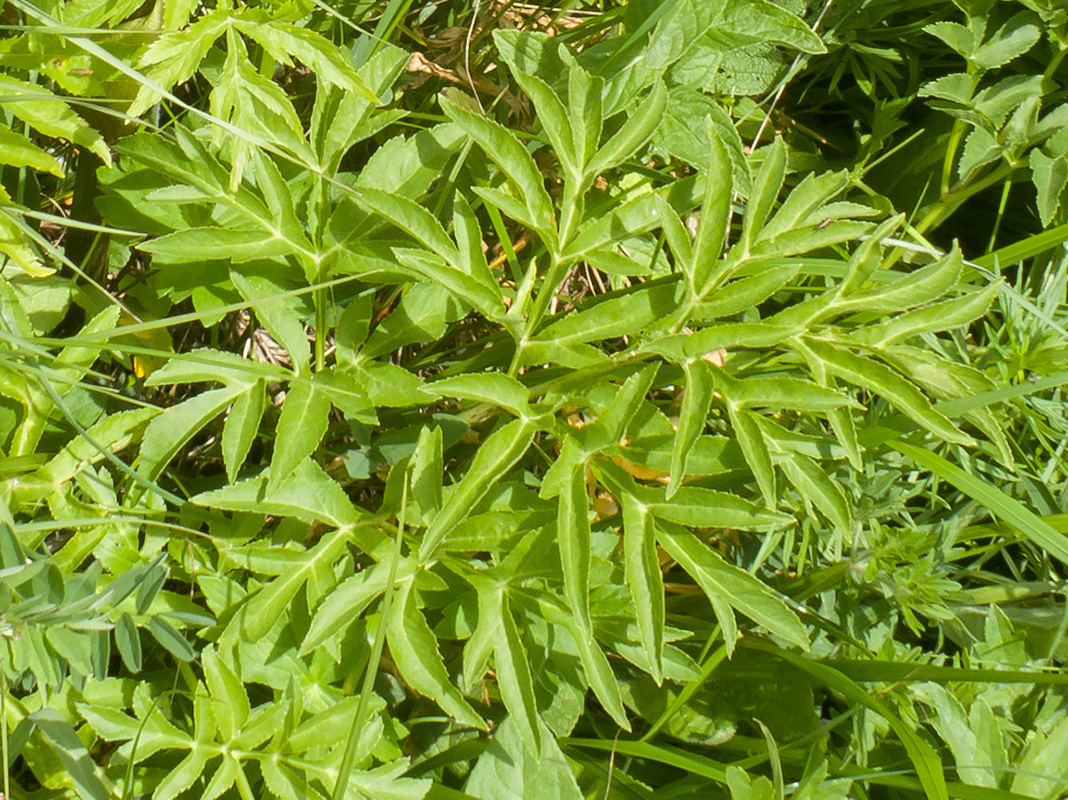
891 438 1068 566
745 640 949 800
332 465 409 800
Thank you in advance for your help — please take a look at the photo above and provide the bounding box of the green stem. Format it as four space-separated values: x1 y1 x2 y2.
507 255 571 377
332 471 408 800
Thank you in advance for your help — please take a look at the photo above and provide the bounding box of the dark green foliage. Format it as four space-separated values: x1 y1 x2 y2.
2 1 1068 799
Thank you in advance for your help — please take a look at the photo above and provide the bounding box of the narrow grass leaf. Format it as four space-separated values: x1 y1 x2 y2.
563 738 727 782
892 439 1068 565
748 643 948 800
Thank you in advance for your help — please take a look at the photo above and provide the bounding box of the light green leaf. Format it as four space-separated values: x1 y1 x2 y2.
695 263 800 320
586 81 667 181
155 745 211 800
312 44 409 173
836 247 963 313
1030 148 1068 227
567 62 604 173
533 281 680 349
657 484 793 529
411 426 444 520
393 248 504 320
800 338 973 446
441 96 556 237
558 464 593 632
509 70 577 179
140 385 245 480
465 715 582 800
387 583 487 731
777 451 852 533
270 376 332 489
141 228 302 263
742 136 787 252
145 348 282 388
0 75 111 164
203 646 250 741
453 194 504 305
0 124 63 176
721 374 861 412
845 282 1000 348
235 19 379 101
114 613 142 673
598 364 660 443
728 406 777 508
302 559 412 653
425 373 531 417
563 176 701 260
757 171 849 244
222 380 266 482
496 592 542 756
692 118 734 293
148 616 196 662
194 458 369 531
923 21 976 58
243 529 350 641
622 494 665 684
28 709 110 800
130 8 233 116
420 418 537 561
656 524 808 653
668 359 714 498
682 322 803 360
357 186 460 263
971 12 1041 70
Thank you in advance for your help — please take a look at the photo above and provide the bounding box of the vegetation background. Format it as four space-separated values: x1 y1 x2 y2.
2 0 1068 798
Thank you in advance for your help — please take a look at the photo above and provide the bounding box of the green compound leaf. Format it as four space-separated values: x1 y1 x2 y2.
657 523 808 654
441 95 556 239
